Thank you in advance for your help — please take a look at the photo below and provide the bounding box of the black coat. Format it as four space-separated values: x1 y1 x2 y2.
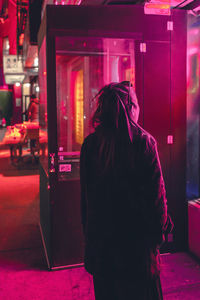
80 122 168 278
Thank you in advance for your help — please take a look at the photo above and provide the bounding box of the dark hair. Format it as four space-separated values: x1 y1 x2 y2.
91 82 135 172
92 82 132 130
31 94 36 99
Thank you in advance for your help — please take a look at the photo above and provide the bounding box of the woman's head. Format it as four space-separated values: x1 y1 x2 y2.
91 82 140 171
92 81 140 131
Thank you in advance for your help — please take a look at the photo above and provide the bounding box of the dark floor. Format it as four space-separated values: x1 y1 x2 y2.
161 253 200 299
0 128 200 299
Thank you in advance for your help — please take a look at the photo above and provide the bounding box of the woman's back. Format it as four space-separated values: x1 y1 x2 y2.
80 120 163 274
80 82 168 299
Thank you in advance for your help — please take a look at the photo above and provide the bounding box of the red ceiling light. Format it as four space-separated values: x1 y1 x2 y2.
19 33 24 46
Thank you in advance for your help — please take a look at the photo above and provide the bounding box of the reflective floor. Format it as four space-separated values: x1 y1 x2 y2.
0 127 200 300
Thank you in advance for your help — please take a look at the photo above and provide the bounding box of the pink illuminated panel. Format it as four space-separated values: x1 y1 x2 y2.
144 3 171 16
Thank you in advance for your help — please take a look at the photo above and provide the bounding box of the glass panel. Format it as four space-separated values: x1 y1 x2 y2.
187 16 200 199
56 36 136 180
38 37 48 168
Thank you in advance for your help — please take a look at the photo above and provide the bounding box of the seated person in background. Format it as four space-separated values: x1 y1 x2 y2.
26 95 39 156
27 94 39 123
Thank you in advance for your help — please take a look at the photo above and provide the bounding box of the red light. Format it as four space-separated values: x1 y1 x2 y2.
19 33 24 46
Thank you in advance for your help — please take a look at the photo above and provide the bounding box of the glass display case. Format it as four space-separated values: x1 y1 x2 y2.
56 36 136 181
38 5 144 270
38 4 187 269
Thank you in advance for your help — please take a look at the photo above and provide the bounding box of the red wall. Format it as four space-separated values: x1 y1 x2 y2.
0 1 18 124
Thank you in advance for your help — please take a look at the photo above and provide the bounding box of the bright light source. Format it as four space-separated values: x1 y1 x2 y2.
15 82 21 87
144 3 171 16
36 86 40 92
34 57 39 67
24 83 30 87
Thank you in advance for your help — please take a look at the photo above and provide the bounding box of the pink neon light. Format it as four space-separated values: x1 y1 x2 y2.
58 151 80 156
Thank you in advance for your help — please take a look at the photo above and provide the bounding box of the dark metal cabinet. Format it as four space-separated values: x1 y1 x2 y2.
38 5 187 269
143 10 187 252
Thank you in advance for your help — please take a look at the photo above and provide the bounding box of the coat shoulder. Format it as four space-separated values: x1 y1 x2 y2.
133 123 156 150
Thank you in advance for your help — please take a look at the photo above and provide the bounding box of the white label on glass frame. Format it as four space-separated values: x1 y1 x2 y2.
167 135 173 144
59 164 72 172
16 98 21 107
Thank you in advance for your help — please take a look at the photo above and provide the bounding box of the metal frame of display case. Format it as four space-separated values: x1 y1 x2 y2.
38 5 187 269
